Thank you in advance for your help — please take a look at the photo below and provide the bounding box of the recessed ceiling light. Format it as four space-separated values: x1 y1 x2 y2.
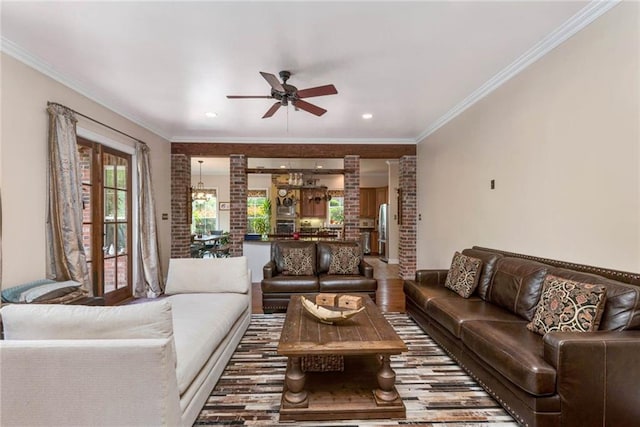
205 112 218 118
280 165 287 169
316 165 323 169
362 113 373 120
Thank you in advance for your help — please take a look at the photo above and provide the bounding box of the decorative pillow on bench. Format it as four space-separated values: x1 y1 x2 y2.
328 244 360 275
1 279 82 303
444 251 483 298
282 246 314 276
527 274 607 335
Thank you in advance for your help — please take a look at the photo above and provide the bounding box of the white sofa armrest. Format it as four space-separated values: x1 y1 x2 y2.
0 338 182 427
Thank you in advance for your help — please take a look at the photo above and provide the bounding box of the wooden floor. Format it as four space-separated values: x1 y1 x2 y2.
251 256 405 314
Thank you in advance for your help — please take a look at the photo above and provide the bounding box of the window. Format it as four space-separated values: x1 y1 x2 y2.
328 190 344 225
192 190 218 235
247 189 270 234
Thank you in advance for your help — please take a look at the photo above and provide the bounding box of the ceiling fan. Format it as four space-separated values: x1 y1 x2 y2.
226 70 338 118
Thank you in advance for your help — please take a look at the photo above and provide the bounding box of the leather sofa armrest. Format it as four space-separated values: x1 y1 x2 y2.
263 260 277 279
414 269 449 286
543 330 640 425
360 259 374 278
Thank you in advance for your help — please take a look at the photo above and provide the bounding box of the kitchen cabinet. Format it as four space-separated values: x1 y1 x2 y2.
300 189 327 218
359 188 377 218
370 230 379 255
376 187 388 212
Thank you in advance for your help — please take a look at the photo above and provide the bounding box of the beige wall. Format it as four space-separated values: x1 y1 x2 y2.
387 160 399 263
1 53 172 288
361 173 387 188
416 3 640 272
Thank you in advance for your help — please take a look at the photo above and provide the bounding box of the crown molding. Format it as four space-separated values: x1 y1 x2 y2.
416 0 621 144
1 0 618 146
0 36 172 142
170 136 416 144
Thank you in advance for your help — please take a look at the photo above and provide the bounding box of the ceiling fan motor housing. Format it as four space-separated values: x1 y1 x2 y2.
227 69 336 117
271 80 299 106
279 70 291 82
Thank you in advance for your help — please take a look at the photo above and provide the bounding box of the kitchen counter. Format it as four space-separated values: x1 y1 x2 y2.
245 233 342 242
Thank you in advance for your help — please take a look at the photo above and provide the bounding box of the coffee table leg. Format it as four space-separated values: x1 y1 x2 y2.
284 357 308 407
374 354 399 403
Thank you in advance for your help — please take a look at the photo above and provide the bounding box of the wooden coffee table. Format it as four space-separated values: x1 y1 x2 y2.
277 294 407 421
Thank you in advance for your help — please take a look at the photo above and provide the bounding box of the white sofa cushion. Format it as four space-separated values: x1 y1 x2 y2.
0 300 174 341
165 256 250 295
167 293 248 395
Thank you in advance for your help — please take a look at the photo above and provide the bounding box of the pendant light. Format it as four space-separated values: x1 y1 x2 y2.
192 160 214 201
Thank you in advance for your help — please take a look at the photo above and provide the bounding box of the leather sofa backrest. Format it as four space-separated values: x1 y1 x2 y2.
271 241 317 274
317 241 362 274
488 257 549 321
549 268 640 331
461 248 504 300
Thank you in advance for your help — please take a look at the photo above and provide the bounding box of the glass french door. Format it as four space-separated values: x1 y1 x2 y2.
78 137 133 305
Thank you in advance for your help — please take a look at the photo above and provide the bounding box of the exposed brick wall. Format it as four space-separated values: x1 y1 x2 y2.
171 154 191 258
229 155 247 257
399 155 417 279
343 155 360 242
169 152 416 266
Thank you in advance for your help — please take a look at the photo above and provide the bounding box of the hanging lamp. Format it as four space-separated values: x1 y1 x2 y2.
192 160 214 201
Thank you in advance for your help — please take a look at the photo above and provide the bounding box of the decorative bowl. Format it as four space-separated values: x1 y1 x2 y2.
300 296 365 325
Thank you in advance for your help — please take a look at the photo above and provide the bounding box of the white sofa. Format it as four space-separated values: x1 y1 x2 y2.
0 256 252 427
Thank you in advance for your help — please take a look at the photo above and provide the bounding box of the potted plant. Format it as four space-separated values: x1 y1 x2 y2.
253 217 270 240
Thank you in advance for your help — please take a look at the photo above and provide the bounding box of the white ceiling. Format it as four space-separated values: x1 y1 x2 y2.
2 1 610 144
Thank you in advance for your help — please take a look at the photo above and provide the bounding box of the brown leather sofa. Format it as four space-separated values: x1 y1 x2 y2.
404 246 640 427
261 240 377 313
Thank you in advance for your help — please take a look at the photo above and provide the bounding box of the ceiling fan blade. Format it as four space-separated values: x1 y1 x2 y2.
296 84 338 98
262 102 282 119
292 99 327 116
260 72 285 93
226 95 273 99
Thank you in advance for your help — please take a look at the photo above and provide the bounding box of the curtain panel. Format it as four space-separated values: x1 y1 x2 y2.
0 190 3 287
135 142 164 297
45 104 91 290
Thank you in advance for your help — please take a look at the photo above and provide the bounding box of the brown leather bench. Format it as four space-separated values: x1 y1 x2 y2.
261 240 377 313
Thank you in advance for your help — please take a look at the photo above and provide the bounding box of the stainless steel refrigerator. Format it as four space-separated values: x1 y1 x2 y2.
378 203 389 262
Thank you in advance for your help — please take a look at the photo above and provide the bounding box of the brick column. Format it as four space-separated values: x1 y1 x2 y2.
343 155 360 242
399 155 417 279
229 155 247 257
171 154 191 258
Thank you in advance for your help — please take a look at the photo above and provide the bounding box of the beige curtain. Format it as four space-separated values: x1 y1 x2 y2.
0 189 3 288
135 142 164 297
46 104 91 290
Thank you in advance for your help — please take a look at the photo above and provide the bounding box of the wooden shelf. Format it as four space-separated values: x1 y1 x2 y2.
247 168 348 175
279 355 405 422
276 185 328 190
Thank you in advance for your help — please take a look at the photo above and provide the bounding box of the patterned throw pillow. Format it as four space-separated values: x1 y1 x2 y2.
281 246 314 276
444 251 483 298
527 274 607 335
328 245 361 275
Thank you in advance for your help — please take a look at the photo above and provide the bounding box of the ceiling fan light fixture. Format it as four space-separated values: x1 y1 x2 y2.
227 70 337 118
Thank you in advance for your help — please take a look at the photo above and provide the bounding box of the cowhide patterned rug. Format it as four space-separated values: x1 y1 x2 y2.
194 313 516 426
